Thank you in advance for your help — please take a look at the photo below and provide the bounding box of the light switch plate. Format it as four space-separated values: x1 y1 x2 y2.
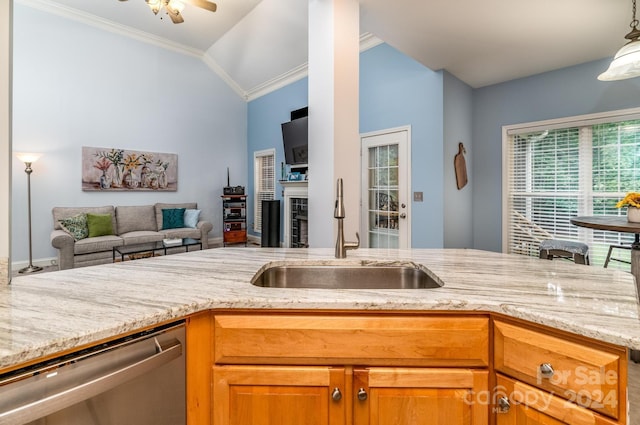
413 192 423 202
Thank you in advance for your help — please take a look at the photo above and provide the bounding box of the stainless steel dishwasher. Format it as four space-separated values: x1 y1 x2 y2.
0 321 185 425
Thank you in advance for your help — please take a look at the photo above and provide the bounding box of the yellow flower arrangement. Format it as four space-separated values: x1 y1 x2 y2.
615 192 640 208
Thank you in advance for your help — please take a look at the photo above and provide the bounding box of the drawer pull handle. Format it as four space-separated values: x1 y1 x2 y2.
357 388 368 401
332 387 342 401
539 363 554 378
497 396 511 413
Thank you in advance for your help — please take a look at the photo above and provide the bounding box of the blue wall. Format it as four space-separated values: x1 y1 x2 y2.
472 58 640 252
443 71 473 248
360 44 444 248
247 78 308 237
247 43 445 247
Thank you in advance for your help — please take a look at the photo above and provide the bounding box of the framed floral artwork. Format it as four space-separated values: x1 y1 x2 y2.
82 146 178 191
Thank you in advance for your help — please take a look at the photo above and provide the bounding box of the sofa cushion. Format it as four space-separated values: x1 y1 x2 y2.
120 231 165 245
161 228 202 239
162 208 186 229
184 209 201 228
155 202 196 230
74 235 123 255
116 205 157 235
53 206 115 231
59 213 89 240
87 213 115 238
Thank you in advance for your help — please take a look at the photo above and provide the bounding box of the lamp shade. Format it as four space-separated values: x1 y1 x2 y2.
15 152 42 164
598 39 640 81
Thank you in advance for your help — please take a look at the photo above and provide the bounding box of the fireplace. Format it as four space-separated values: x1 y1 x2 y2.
281 181 308 248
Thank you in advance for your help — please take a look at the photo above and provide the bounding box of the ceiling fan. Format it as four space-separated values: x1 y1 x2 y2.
118 0 217 24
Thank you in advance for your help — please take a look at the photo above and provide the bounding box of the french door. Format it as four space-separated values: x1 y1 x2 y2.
360 127 411 248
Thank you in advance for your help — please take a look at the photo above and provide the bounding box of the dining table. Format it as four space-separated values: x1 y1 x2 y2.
571 216 640 362
571 216 640 298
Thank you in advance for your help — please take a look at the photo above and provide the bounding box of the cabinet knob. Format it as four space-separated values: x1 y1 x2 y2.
331 387 342 401
357 388 368 401
497 396 511 413
539 363 554 378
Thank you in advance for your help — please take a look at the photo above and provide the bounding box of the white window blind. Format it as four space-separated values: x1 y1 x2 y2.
254 149 275 233
504 108 640 266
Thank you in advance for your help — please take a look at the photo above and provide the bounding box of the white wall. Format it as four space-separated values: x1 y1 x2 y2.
11 4 247 265
1 0 12 283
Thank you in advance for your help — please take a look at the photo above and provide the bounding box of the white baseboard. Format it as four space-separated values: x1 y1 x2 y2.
11 256 58 271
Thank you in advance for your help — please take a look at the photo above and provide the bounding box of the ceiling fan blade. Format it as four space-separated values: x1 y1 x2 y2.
165 6 185 24
187 0 217 12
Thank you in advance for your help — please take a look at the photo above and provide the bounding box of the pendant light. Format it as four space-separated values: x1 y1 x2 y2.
599 0 640 81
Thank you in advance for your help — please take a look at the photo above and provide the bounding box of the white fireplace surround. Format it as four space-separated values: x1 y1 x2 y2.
280 180 308 248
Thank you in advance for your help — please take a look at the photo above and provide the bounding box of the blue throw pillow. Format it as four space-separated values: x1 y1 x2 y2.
162 208 186 229
184 209 201 228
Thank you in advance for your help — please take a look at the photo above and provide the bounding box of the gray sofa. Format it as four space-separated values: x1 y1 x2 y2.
51 202 213 270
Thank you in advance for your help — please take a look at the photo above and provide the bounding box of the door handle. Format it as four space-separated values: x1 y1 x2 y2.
400 213 407 219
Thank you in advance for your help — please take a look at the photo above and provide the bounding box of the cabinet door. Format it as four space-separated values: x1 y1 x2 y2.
495 375 620 425
353 368 488 425
213 365 345 425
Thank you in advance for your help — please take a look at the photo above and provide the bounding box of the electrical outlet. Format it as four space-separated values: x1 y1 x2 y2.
413 192 424 202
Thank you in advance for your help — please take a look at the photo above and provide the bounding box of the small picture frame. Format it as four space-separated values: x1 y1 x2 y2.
287 172 303 181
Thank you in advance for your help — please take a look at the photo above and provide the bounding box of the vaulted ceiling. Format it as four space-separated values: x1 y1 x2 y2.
29 0 632 98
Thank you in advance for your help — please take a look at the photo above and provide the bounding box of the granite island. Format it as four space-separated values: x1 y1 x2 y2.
2 247 640 424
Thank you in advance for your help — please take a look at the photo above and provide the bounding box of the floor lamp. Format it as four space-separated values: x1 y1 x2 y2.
15 152 43 274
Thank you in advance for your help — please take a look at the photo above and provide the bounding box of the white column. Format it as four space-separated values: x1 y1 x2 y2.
0 0 12 284
308 0 360 248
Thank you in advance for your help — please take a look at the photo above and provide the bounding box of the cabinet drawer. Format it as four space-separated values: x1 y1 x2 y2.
223 230 246 243
214 314 489 367
495 374 620 425
493 320 623 420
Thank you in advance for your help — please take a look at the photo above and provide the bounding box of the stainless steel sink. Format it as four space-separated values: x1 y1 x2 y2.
251 264 442 289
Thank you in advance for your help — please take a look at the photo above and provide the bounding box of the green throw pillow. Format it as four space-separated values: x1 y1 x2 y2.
86 213 114 237
162 208 186 229
59 213 89 240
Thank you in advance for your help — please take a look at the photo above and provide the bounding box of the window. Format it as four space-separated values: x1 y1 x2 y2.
503 108 640 267
253 149 275 233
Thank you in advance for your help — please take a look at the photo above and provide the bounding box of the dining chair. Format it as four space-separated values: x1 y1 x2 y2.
604 243 632 268
538 239 590 265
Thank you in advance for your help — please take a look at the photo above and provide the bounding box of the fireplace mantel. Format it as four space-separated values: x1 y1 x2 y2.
280 180 308 248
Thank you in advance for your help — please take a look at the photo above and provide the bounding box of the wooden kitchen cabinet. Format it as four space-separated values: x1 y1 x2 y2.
493 319 627 425
212 365 488 425
495 374 619 425
353 367 488 425
212 313 490 425
195 313 628 425
213 365 345 425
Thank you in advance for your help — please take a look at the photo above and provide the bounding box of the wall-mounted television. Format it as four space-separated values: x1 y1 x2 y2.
281 116 308 165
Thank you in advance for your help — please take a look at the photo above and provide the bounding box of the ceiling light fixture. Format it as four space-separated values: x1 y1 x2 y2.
599 0 640 81
118 0 217 24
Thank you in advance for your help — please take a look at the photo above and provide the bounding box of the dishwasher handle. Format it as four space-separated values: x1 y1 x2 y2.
0 337 182 425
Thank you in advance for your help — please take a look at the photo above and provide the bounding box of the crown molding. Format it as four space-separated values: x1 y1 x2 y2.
18 1 385 103
245 62 308 102
244 33 383 102
201 53 247 100
359 32 384 52
18 0 204 59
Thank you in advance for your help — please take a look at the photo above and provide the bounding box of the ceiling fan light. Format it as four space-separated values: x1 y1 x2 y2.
146 0 162 15
167 0 185 13
598 39 640 81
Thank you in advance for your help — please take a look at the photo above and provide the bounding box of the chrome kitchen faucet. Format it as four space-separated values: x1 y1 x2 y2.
334 178 359 258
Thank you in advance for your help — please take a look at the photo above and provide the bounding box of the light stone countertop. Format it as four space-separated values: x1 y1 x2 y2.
1 247 640 370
